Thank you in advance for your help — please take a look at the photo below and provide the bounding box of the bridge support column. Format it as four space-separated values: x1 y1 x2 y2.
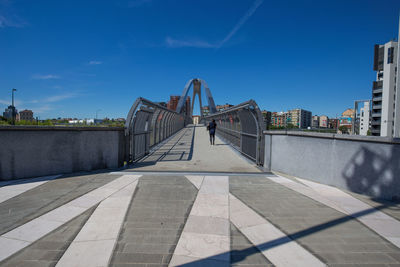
191 79 203 117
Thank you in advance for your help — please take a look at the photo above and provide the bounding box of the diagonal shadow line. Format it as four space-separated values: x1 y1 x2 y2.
133 127 195 167
176 202 397 266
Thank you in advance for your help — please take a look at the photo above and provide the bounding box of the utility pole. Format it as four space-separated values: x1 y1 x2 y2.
11 88 17 125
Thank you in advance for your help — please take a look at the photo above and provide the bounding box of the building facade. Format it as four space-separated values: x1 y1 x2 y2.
359 101 371 136
328 118 339 130
3 105 18 121
19 109 34 121
167 96 190 116
271 112 287 128
261 110 272 129
319 115 329 128
287 109 312 129
216 104 233 112
371 38 400 137
312 115 320 128
202 106 209 116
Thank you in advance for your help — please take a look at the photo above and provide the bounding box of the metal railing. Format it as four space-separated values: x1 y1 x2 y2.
203 100 265 166
125 97 187 162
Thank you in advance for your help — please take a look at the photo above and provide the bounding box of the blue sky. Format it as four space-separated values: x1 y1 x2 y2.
1 0 400 119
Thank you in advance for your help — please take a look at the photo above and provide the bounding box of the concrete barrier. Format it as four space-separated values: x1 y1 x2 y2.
0 126 125 180
264 131 400 200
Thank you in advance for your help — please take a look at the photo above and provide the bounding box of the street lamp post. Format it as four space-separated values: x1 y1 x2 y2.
11 88 17 125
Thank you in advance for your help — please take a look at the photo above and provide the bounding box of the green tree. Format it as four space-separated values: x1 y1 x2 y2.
339 125 348 134
286 123 296 129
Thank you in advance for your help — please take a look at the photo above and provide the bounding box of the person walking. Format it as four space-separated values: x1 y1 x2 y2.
208 119 217 145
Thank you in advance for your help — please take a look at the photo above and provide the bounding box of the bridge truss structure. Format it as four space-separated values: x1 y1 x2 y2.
203 100 265 166
125 97 187 162
125 79 265 166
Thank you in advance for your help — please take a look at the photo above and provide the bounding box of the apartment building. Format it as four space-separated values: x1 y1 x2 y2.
359 101 371 136
287 109 312 129
271 112 287 127
371 37 400 137
319 115 329 128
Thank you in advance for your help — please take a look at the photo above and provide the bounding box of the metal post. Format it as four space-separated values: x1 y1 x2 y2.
11 88 17 125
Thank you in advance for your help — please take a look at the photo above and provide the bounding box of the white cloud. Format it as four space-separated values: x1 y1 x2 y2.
0 98 22 106
0 99 9 105
217 0 264 49
88 60 102 65
165 0 264 50
0 1 27 28
44 93 78 103
165 36 216 48
33 105 53 114
32 74 60 80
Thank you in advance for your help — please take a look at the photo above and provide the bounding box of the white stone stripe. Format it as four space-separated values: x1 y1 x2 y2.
169 176 230 266
295 177 400 248
0 175 61 204
56 179 139 267
0 175 140 262
229 194 326 267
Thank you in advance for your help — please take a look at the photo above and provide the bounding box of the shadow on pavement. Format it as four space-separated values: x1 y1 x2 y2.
129 127 196 168
176 201 398 266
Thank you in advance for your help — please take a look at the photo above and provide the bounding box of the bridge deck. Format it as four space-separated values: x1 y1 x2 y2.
0 169 400 266
128 125 261 173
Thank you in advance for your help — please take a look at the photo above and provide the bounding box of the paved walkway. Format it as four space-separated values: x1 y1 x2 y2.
129 125 261 173
1 132 400 266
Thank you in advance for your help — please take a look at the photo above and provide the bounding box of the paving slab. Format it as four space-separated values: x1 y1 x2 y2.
0 172 122 235
230 175 400 265
170 176 230 266
293 176 400 248
230 223 273 266
110 175 197 266
57 180 139 267
0 207 96 267
230 194 324 267
0 175 61 204
0 174 139 262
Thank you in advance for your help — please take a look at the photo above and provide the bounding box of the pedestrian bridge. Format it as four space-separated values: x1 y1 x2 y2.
0 79 400 266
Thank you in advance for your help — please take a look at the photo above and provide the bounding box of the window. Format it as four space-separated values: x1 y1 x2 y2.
388 47 394 64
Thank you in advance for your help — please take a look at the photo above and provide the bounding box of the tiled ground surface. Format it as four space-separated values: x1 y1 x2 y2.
230 176 400 266
1 171 400 266
0 172 120 235
0 207 96 267
110 175 197 267
230 223 273 266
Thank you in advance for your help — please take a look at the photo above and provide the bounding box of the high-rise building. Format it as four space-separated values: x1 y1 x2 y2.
287 109 312 129
371 34 400 137
19 109 34 121
359 101 371 136
3 105 18 121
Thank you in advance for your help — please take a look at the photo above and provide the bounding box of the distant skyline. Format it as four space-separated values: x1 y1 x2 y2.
1 0 400 119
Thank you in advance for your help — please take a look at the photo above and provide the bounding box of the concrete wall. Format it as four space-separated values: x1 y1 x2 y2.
0 126 125 180
264 131 400 200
